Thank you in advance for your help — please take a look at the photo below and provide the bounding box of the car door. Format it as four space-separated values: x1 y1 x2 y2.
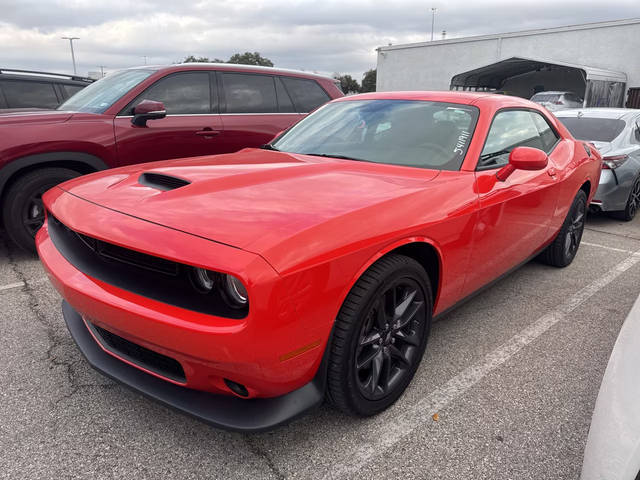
463 108 561 296
213 72 305 153
113 71 223 165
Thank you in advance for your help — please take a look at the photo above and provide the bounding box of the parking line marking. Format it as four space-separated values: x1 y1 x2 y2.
323 249 640 480
582 241 638 255
0 277 48 292
0 281 25 292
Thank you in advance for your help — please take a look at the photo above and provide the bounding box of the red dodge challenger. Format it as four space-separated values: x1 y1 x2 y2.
37 92 601 431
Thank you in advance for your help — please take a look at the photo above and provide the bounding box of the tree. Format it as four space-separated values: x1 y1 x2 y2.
227 52 274 67
334 74 360 95
183 55 224 63
361 68 376 93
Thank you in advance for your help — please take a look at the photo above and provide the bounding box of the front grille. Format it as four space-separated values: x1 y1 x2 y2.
47 214 248 319
89 321 186 383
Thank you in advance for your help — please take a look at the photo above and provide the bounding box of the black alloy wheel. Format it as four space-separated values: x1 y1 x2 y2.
327 254 432 416
355 279 426 400
539 189 587 268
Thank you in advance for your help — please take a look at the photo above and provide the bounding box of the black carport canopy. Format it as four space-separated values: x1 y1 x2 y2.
450 56 626 90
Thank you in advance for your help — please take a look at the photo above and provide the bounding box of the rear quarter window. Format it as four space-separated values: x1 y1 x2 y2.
281 77 330 113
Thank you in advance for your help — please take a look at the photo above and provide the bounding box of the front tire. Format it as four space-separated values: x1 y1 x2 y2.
539 189 587 267
2 168 80 252
327 254 432 417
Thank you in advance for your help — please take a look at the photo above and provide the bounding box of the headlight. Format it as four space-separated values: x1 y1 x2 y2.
223 274 248 307
189 268 218 294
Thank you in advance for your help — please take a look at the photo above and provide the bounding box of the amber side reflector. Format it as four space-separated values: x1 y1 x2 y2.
279 340 322 362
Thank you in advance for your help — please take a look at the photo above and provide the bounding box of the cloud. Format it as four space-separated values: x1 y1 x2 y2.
0 0 637 79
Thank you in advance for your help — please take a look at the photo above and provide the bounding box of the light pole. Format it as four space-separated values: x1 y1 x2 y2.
61 36 79 74
430 8 437 41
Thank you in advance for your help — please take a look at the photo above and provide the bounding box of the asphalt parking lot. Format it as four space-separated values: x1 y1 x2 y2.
1 212 639 480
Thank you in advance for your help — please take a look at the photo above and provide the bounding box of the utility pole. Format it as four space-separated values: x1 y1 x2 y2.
142 56 147 65
61 36 79 74
430 8 437 41
99 65 106 78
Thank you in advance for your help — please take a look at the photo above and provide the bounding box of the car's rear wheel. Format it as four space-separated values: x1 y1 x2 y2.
609 175 640 222
539 189 587 268
327 254 432 416
3 168 80 252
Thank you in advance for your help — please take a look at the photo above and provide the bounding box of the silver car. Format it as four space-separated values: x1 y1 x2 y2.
556 108 640 221
530 91 583 111
581 293 640 480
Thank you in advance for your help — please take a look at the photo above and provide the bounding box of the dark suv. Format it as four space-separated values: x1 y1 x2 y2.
0 68 93 110
0 63 343 251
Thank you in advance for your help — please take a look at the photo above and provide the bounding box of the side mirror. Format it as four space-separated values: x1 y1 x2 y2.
496 146 548 181
131 100 166 127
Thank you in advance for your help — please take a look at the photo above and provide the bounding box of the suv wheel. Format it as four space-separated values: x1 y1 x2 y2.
3 168 80 252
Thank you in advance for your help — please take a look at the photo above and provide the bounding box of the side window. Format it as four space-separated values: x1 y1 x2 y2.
0 85 7 108
62 84 85 99
274 77 295 113
132 72 211 115
221 73 277 113
280 77 330 113
479 110 545 168
1 80 59 108
530 112 560 152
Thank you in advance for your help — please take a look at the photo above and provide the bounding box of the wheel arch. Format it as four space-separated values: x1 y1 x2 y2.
336 237 443 318
0 151 107 203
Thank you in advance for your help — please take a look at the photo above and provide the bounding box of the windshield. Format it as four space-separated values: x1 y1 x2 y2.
272 100 479 170
57 69 154 113
558 117 626 142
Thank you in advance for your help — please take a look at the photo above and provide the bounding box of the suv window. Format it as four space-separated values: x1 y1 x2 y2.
275 77 295 113
281 77 330 113
62 84 84 98
1 80 59 108
479 110 553 168
131 72 211 115
222 73 277 113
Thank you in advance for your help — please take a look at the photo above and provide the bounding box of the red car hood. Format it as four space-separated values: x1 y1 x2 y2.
0 109 73 125
59 148 439 255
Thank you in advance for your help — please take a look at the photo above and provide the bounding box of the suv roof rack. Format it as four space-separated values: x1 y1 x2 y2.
0 68 93 83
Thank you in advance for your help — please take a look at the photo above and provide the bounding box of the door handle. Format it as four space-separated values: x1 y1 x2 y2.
196 129 220 137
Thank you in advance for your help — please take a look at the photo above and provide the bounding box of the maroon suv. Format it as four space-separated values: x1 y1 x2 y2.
0 63 343 251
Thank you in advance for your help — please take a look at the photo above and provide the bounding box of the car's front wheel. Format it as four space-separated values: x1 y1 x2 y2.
327 254 432 416
3 167 80 252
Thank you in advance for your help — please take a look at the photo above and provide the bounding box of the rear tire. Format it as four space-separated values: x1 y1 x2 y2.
327 254 432 417
2 168 80 252
608 176 640 222
539 189 587 268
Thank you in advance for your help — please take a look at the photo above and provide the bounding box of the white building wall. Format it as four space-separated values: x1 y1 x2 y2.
377 19 640 97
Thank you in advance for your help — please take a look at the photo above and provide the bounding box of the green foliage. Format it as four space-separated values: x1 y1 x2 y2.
361 69 376 93
227 52 274 67
183 52 273 66
334 74 360 95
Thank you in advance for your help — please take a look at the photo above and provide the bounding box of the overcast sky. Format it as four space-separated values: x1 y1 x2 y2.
1 0 638 79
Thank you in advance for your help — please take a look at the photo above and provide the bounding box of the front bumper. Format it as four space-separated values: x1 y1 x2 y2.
62 301 325 432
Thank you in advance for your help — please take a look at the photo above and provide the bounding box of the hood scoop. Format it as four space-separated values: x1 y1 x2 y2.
139 172 190 191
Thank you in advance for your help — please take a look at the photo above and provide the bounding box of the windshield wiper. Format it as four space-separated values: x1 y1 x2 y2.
479 149 511 164
260 144 280 151
303 152 368 162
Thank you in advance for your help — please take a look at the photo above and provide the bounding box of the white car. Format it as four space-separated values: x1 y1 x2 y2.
581 294 640 480
530 91 583 111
